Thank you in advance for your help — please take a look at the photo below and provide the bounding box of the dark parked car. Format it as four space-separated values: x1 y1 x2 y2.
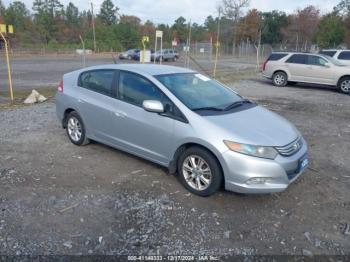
133 49 155 61
119 49 140 60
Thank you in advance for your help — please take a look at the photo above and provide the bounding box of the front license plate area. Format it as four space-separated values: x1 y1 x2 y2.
298 154 309 173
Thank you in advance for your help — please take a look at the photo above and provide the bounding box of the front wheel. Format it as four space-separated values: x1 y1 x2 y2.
66 111 90 146
177 147 223 197
272 72 288 87
338 77 350 94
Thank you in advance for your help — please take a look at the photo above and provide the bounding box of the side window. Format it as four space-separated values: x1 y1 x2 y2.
308 55 328 66
268 53 288 61
286 54 307 64
118 72 163 106
79 70 115 97
118 72 186 121
338 51 350 60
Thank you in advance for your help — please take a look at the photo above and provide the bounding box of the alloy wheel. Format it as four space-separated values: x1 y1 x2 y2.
274 74 285 86
182 155 212 191
67 117 82 142
340 80 350 93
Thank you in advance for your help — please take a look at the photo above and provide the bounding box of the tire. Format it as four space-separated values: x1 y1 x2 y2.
338 77 350 94
65 111 90 146
127 55 132 60
272 71 288 87
177 146 223 197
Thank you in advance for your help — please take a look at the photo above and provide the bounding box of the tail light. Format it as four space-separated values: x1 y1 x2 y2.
262 60 268 71
58 80 64 92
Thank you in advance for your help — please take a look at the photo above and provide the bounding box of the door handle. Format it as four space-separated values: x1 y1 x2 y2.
114 110 127 118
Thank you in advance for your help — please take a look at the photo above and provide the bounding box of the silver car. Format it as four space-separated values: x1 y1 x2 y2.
151 49 179 62
319 49 350 66
56 64 308 197
262 52 350 94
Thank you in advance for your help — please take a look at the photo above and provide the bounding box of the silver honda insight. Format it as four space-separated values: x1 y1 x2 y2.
55 64 309 197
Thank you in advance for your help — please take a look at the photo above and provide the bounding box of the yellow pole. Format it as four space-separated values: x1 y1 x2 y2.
213 43 219 78
142 42 145 63
0 32 14 102
213 9 221 79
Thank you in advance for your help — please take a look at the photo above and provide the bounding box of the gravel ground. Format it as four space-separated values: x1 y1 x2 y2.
0 78 349 257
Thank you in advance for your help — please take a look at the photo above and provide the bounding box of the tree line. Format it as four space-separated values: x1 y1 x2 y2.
0 0 349 51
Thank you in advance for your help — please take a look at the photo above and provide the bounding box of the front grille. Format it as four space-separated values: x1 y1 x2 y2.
275 137 303 157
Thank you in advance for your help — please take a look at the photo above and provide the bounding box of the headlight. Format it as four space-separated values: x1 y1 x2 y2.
224 140 278 160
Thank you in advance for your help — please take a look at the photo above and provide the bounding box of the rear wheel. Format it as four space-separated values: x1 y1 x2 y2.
66 111 90 146
338 77 350 94
272 71 288 87
177 147 223 197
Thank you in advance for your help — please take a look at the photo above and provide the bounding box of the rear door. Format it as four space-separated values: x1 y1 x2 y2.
76 69 118 144
285 54 310 82
307 55 334 85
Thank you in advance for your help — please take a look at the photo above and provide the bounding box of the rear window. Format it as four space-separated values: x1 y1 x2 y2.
286 54 308 64
319 51 337 57
78 70 115 97
267 53 288 61
338 51 350 60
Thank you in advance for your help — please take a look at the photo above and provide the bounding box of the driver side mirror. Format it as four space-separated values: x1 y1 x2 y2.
142 100 164 113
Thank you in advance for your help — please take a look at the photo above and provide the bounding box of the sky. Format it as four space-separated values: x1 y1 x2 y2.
3 0 336 24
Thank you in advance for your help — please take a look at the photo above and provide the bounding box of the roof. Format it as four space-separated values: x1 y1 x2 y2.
82 64 195 76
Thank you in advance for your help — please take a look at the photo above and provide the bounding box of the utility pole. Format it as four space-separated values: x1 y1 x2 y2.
79 35 86 67
91 1 97 53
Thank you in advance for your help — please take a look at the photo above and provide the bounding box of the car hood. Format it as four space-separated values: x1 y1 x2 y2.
203 106 299 146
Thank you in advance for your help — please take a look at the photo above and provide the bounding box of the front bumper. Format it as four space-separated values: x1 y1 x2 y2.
221 138 308 194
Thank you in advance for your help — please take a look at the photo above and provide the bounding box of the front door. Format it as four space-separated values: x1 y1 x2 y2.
110 71 176 165
307 55 334 85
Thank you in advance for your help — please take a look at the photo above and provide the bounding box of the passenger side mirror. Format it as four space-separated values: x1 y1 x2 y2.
142 100 164 113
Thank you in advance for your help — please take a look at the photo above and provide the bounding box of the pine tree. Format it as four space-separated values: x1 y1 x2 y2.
65 2 79 26
99 0 119 26
0 0 5 17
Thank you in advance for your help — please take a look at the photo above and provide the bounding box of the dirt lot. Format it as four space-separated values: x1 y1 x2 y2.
0 77 349 257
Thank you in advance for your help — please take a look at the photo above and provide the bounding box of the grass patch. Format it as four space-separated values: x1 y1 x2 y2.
216 70 258 85
0 86 56 110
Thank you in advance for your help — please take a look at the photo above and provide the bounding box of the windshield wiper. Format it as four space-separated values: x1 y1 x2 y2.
224 99 252 111
192 106 224 112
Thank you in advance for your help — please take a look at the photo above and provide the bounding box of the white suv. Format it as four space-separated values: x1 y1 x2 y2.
262 52 350 94
319 49 350 66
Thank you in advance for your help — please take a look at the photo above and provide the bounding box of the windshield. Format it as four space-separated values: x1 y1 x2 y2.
155 73 243 110
321 55 344 66
319 51 336 57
